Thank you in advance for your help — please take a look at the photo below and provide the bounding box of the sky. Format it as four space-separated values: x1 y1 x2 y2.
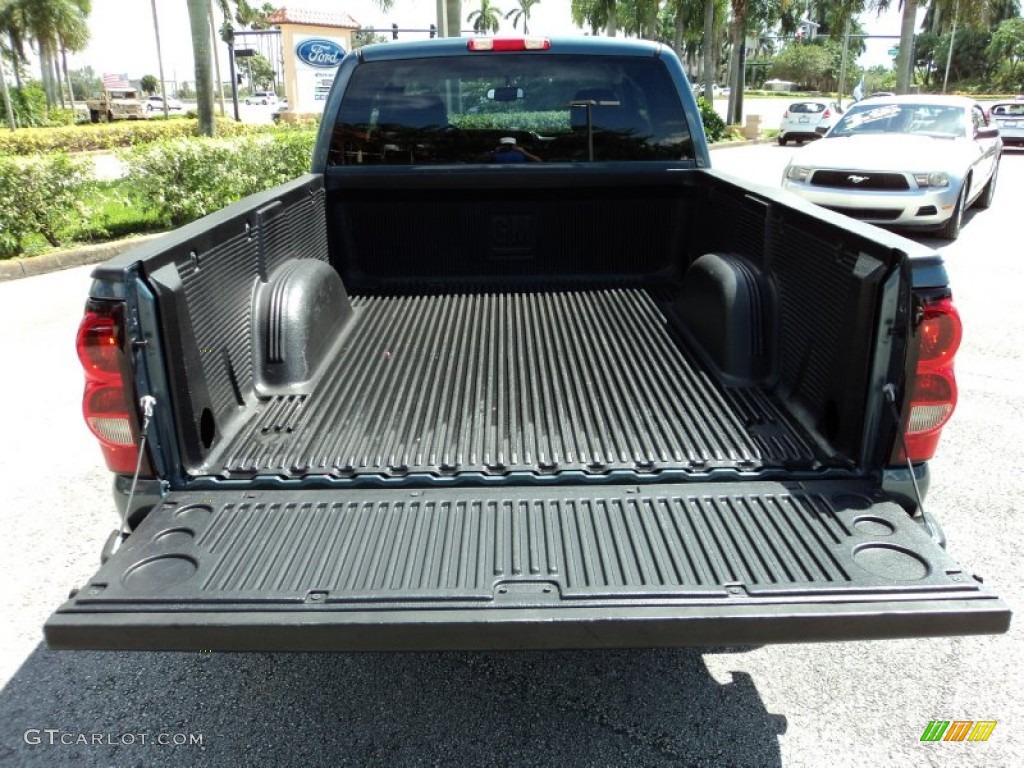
66 1 912 87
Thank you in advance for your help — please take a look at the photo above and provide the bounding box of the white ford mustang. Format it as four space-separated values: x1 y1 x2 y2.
781 95 1001 240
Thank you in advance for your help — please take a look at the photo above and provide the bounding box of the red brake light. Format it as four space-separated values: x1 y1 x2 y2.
77 301 148 474
902 297 962 462
77 310 121 379
917 298 962 366
468 37 551 52
783 110 788 118
822 109 831 119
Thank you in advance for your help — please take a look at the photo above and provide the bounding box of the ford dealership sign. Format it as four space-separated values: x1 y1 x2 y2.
296 39 345 68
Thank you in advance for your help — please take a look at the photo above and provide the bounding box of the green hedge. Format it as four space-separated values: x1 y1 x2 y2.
697 97 727 143
123 130 318 226
0 129 318 258
0 153 90 257
0 118 316 156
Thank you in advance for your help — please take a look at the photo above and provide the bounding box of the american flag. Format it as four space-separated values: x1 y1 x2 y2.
102 73 130 90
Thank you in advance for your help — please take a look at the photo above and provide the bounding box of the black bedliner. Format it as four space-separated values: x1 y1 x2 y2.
46 481 1009 651
211 288 817 480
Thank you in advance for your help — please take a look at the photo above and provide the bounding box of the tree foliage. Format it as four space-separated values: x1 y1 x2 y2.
768 41 833 90
505 0 540 34
467 0 503 33
988 16 1024 83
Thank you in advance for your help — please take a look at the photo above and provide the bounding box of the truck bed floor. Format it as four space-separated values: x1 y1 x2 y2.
212 288 817 479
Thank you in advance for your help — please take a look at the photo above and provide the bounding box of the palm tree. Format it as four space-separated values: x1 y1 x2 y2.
13 0 90 110
187 0 214 135
571 0 618 37
702 0 715 102
467 0 503 33
505 0 539 34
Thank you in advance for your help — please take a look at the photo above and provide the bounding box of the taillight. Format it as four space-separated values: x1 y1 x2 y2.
783 110 789 118
467 37 551 52
77 301 147 474
903 297 961 462
822 109 831 119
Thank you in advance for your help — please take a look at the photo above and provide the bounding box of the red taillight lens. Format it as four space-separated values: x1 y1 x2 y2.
917 298 962 366
77 302 145 474
468 37 551 52
822 109 831 119
783 110 789 118
902 297 962 462
77 311 121 379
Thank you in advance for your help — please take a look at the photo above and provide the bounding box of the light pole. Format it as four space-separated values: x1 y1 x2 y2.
943 1 959 94
150 0 169 118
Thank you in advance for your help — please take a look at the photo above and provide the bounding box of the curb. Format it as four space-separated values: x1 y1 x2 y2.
0 232 166 283
709 137 774 150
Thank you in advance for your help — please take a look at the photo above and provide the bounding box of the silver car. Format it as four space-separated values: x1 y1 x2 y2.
988 101 1024 148
781 95 1001 240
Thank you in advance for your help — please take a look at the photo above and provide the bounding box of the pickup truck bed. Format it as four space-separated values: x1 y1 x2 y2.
46 36 1009 651
216 287 814 479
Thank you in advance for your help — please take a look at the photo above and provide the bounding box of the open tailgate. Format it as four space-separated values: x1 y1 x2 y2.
46 481 1009 651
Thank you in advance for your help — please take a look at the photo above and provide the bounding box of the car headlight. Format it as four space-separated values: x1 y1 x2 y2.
785 165 811 182
913 172 950 188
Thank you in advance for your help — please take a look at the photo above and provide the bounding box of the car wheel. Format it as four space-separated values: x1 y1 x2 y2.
975 162 998 209
778 136 787 146
939 183 966 240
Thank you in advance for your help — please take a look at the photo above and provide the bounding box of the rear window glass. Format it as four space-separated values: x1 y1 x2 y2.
327 54 692 165
789 102 826 113
992 103 1024 117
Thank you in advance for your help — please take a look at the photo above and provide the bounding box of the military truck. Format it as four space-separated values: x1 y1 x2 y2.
86 88 147 123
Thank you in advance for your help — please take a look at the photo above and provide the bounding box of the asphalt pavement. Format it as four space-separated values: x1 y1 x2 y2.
0 144 1020 767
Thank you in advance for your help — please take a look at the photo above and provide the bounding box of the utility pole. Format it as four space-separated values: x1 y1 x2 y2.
943 1 959 94
208 0 226 116
150 0 170 118
837 16 851 109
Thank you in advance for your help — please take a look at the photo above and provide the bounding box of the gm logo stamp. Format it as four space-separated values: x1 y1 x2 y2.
920 720 997 742
489 213 536 259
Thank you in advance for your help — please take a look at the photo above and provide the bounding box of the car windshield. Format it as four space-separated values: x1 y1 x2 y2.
328 53 692 165
828 102 966 138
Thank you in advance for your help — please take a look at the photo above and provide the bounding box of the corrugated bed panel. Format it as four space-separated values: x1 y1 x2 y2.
116 488 858 602
177 190 329 419
217 288 816 478
770 227 857 414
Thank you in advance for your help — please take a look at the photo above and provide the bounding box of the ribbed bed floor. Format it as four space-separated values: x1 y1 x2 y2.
212 288 817 479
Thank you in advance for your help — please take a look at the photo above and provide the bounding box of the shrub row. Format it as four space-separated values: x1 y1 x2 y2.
0 129 318 258
0 153 90 257
0 117 317 156
123 130 318 226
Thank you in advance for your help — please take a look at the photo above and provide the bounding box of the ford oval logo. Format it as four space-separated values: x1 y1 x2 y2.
296 38 345 68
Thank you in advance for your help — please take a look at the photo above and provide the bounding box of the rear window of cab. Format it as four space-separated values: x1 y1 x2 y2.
788 102 826 114
327 53 692 165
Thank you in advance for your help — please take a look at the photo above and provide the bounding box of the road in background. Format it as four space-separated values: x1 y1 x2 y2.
0 146 1021 767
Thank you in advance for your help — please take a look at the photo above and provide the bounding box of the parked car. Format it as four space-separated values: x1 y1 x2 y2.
781 95 1001 240
987 101 1024 147
694 83 722 97
144 94 184 113
245 90 277 105
777 100 842 145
